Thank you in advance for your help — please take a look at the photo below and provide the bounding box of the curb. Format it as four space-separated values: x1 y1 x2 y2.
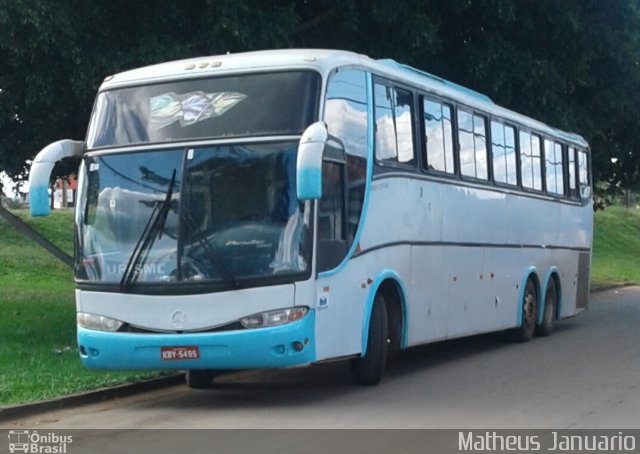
0 373 185 423
590 282 637 293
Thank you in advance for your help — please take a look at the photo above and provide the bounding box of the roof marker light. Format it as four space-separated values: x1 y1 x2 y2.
185 64 196 70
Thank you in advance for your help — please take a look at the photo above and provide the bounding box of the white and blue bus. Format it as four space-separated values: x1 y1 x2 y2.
29 49 592 387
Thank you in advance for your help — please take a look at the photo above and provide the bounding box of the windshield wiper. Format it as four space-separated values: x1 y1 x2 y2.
120 169 176 291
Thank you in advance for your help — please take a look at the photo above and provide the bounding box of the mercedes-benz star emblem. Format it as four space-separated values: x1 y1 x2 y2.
171 310 187 328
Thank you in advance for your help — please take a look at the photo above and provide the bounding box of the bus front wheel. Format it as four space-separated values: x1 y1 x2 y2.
510 278 538 342
350 293 388 385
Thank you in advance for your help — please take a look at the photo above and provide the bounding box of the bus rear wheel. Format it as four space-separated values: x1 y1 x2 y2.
510 278 537 342
186 369 214 389
537 278 557 336
350 293 388 385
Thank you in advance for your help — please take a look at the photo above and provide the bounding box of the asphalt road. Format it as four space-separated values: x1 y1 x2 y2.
4 286 640 430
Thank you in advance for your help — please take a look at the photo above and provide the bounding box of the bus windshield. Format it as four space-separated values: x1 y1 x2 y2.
76 142 311 289
86 71 320 149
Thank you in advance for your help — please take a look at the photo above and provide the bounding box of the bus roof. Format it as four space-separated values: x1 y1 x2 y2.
100 49 588 148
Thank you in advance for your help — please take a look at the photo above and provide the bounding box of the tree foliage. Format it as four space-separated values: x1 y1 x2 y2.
0 0 295 187
1 0 639 195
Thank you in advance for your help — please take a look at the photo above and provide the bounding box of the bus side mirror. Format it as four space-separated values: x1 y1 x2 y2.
29 139 84 216
296 122 328 201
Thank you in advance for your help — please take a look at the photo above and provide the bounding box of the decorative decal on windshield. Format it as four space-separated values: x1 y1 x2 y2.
149 91 247 131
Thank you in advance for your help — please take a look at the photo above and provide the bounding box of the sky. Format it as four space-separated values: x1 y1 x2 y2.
1 171 28 198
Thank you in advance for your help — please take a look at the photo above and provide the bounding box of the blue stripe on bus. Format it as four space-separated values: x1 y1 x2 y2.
318 71 375 279
361 269 408 356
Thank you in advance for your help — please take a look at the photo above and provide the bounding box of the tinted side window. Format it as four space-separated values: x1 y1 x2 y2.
531 135 542 190
578 149 591 199
545 140 565 196
520 131 543 191
568 146 578 199
374 83 415 165
324 70 368 158
324 69 368 239
491 121 517 185
423 98 454 174
458 109 488 180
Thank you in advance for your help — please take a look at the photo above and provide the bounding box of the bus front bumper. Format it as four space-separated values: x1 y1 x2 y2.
77 310 315 370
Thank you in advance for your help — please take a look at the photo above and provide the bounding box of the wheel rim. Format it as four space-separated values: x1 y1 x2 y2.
523 291 536 330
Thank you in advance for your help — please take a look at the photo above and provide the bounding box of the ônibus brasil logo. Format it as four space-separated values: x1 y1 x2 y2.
8 430 73 454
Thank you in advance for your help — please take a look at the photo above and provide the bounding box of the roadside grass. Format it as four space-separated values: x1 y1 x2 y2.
0 209 157 406
592 205 640 285
0 205 637 405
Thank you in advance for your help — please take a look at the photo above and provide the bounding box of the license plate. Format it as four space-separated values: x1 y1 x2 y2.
160 346 199 360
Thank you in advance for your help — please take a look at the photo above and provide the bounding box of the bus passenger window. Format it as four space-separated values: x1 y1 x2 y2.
545 140 565 196
520 131 543 191
374 83 415 165
423 99 454 173
491 122 517 185
531 135 542 190
578 150 590 199
458 109 487 180
555 143 564 195
568 147 578 199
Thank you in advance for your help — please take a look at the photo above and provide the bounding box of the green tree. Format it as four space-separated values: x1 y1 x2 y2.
300 0 640 198
0 0 295 185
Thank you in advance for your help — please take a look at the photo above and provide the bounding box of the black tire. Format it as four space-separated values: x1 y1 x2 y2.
186 369 214 389
536 278 557 337
510 278 538 342
350 293 388 385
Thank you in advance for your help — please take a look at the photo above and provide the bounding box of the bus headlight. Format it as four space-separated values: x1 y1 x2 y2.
240 307 308 329
77 313 124 332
